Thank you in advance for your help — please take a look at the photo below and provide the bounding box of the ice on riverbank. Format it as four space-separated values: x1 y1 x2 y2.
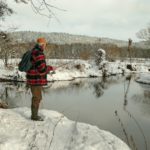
0 107 130 150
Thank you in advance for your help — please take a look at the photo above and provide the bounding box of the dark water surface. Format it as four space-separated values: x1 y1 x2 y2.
1 75 150 150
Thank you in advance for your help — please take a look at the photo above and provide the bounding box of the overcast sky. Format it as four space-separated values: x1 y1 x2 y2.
4 0 150 41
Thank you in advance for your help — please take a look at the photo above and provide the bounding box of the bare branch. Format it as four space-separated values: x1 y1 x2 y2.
14 0 28 4
136 23 150 42
43 0 66 11
30 0 50 18
14 0 66 20
43 0 60 22
0 1 13 19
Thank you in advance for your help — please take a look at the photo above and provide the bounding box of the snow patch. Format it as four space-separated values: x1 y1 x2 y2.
0 108 130 150
0 59 149 82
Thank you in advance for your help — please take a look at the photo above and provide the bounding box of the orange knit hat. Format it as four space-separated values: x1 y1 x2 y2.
37 38 46 44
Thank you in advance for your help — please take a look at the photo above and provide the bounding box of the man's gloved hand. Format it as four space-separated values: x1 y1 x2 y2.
47 66 55 72
47 66 57 74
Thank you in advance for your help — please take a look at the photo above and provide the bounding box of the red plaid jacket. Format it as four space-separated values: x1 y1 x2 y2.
26 44 53 86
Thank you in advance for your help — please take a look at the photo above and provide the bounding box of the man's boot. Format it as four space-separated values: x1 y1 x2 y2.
31 102 43 121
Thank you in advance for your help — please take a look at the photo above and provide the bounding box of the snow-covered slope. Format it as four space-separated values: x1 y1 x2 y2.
0 108 130 150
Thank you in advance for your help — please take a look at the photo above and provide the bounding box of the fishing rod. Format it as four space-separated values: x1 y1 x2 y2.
56 62 71 69
49 62 71 74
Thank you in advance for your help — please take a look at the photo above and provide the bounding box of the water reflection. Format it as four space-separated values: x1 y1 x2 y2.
126 109 147 150
132 83 150 105
93 77 108 98
123 74 132 107
0 76 125 108
115 108 148 150
112 74 150 150
0 82 29 108
115 110 131 148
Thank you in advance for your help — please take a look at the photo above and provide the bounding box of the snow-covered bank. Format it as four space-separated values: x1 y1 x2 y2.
135 73 150 84
0 59 149 82
0 108 130 150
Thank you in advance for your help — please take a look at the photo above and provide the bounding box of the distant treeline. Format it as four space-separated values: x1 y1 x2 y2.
2 42 150 60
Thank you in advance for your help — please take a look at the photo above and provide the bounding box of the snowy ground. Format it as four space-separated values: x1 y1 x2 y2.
0 108 130 150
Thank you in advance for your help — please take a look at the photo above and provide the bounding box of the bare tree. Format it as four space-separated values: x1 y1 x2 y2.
0 0 65 24
14 0 65 20
128 38 132 64
0 0 13 20
0 0 64 66
0 32 14 66
136 24 150 43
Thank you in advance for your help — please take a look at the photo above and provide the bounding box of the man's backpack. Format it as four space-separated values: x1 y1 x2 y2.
18 50 32 72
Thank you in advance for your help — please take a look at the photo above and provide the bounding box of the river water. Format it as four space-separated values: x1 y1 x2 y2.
0 75 150 150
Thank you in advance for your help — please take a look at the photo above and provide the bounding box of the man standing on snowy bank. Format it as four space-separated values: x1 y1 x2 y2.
26 38 55 121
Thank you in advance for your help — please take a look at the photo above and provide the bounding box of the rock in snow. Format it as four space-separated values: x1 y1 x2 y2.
0 108 130 150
